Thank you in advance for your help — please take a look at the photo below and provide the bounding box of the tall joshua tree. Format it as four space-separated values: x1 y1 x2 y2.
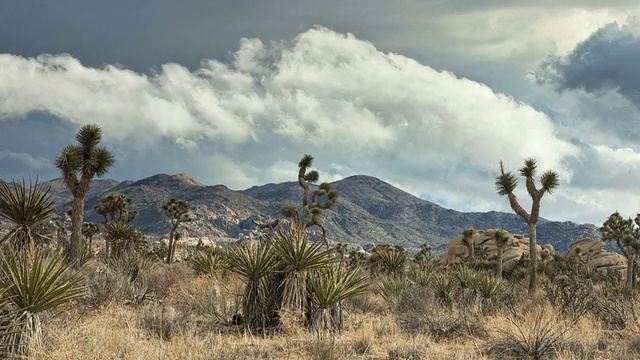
495 158 559 294
56 124 114 264
254 154 338 247
461 227 476 259
163 198 192 264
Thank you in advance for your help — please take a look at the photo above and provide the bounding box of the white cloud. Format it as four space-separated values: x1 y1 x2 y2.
0 27 584 222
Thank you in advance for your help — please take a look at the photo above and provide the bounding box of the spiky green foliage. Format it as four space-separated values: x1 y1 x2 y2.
189 249 224 277
0 247 84 313
307 266 369 332
0 180 55 248
378 275 411 303
0 247 84 356
407 262 438 287
224 243 280 329
104 251 156 282
372 245 407 276
163 198 192 264
540 170 560 193
104 221 144 258
271 226 333 311
56 124 114 265
495 161 518 196
495 158 560 294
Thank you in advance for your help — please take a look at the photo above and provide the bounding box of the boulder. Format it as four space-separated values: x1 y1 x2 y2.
566 238 626 276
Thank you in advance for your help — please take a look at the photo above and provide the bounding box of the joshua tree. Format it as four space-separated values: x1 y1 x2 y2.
461 227 477 259
56 124 114 264
254 154 338 247
414 243 433 265
95 193 138 257
601 212 640 285
82 222 99 251
495 158 559 294
494 229 511 277
0 180 56 249
162 198 192 264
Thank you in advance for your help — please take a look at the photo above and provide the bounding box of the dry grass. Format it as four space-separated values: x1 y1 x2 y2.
15 251 640 360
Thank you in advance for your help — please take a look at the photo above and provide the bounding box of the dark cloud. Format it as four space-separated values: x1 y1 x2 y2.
537 22 640 107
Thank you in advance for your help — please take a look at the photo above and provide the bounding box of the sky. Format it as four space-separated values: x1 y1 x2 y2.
1 1 640 225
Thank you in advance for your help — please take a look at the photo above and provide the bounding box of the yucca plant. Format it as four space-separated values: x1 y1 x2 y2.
455 265 481 289
0 247 84 356
271 225 332 312
0 180 56 249
104 251 157 282
104 221 144 258
189 248 224 277
373 246 407 276
224 243 280 329
431 273 457 306
378 275 412 303
407 263 437 287
307 266 369 333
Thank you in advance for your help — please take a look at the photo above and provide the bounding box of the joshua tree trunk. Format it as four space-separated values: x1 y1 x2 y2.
468 243 475 259
496 245 504 277
528 224 537 294
166 227 176 264
69 197 85 265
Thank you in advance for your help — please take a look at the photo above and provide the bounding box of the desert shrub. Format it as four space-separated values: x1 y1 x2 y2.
138 304 178 341
398 306 467 341
487 307 570 359
144 262 193 299
590 280 640 330
507 265 530 283
343 291 385 314
395 286 433 315
544 274 594 322
83 268 151 307
173 276 240 325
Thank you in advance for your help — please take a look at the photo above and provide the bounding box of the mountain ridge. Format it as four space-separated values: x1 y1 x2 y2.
1 173 601 252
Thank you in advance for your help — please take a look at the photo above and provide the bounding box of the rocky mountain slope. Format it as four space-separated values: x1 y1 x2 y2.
2 174 600 252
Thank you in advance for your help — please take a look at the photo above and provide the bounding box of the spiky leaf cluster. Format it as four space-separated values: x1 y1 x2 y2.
0 180 55 248
55 125 114 190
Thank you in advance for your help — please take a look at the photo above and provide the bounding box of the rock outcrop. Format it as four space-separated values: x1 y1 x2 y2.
566 238 627 275
441 229 550 272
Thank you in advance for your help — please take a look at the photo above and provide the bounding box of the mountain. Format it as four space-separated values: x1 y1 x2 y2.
2 174 600 252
